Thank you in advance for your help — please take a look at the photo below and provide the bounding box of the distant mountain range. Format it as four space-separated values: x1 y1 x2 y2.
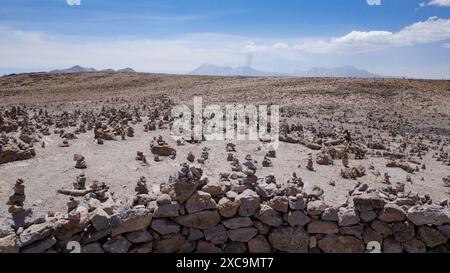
190 64 289 77
48 64 383 78
50 65 135 73
190 64 383 78
294 66 381 78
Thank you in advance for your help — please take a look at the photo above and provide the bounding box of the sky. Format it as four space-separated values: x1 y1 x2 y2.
0 0 450 78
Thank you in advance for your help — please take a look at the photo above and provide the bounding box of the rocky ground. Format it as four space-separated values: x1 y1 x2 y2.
0 72 449 253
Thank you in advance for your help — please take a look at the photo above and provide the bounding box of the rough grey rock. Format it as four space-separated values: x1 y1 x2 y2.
227 227 258 242
111 206 152 236
102 235 131 253
268 226 309 253
151 219 181 235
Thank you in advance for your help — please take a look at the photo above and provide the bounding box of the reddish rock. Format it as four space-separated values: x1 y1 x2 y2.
417 226 447 247
378 204 406 222
268 226 309 253
318 235 365 253
175 210 221 230
307 220 339 234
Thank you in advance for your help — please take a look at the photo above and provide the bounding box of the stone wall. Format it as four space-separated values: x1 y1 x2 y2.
1 168 449 253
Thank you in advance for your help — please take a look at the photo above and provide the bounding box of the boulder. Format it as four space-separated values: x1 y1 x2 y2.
153 234 186 253
360 210 377 223
254 220 271 235
269 196 289 213
256 205 283 227
102 236 131 253
81 227 110 245
362 227 382 244
321 207 339 222
111 206 153 236
341 225 364 239
0 144 35 164
188 228 204 241
318 235 365 253
19 222 53 247
89 207 111 231
248 235 272 253
306 200 328 216
170 181 199 203
307 220 339 234
287 211 311 227
288 196 306 210
151 145 176 157
222 217 253 229
53 207 89 241
338 209 360 227
217 197 238 218
185 191 217 214
371 220 393 237
382 236 402 253
437 225 450 239
204 224 228 244
202 182 226 197
21 235 57 253
196 240 222 253
224 242 247 253
151 219 180 235
377 204 406 222
153 203 180 218
268 226 309 253
227 228 258 242
417 226 447 247
236 189 260 217
255 182 284 199
175 210 221 230
353 192 386 212
0 234 20 253
81 242 104 253
392 221 415 243
128 242 153 253
407 205 450 226
124 230 153 244
403 238 426 253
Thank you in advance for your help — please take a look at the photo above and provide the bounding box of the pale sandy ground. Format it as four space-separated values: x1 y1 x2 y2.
0 73 449 216
0 117 448 217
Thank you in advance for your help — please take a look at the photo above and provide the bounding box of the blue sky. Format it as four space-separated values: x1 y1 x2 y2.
1 0 450 78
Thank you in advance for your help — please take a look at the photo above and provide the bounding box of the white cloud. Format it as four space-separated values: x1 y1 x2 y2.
295 17 450 54
0 28 304 73
66 0 81 6
442 43 450 48
273 42 289 49
427 0 450 6
367 0 381 6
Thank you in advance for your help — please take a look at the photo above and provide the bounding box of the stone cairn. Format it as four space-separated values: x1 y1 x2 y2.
74 154 87 169
136 151 147 164
7 179 28 214
90 181 110 201
135 176 149 195
306 156 315 171
73 173 86 190
133 176 151 207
